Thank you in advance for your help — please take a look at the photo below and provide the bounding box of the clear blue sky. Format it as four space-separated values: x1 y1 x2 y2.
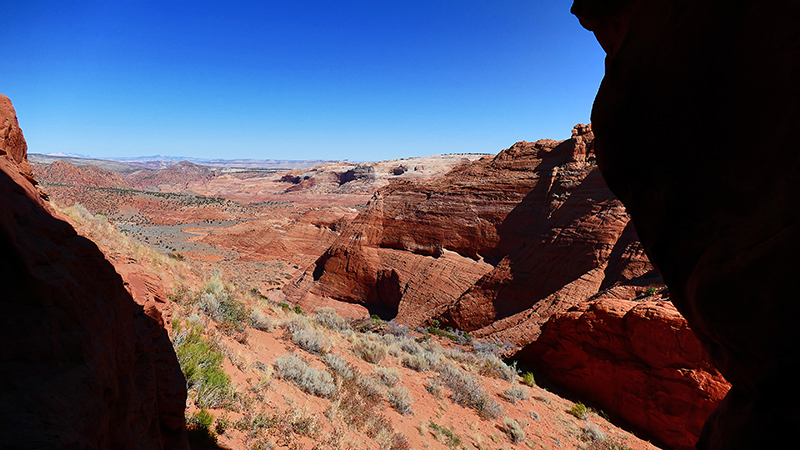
2 1 604 161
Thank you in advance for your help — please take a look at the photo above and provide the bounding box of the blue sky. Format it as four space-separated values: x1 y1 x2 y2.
2 1 604 161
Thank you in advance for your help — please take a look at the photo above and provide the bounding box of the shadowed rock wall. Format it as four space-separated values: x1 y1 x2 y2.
571 1 800 448
0 94 188 449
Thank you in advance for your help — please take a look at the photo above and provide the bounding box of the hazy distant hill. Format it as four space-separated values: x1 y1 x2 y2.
29 154 147 174
106 155 337 170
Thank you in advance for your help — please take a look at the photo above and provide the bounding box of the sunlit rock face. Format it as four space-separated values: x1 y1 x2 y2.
0 93 189 449
571 1 800 448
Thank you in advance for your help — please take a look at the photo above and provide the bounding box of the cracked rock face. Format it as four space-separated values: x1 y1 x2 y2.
0 93 188 449
571 1 800 448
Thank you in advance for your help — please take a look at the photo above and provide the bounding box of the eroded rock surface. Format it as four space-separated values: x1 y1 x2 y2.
0 94 188 449
522 298 729 448
571 1 800 448
286 126 651 337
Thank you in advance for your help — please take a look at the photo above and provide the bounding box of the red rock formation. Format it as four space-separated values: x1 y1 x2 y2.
521 298 730 449
0 94 188 449
571 1 800 448
287 125 655 341
32 159 133 189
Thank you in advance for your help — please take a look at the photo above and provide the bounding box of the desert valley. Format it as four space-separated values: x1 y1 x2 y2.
6 2 800 450
2 87 734 449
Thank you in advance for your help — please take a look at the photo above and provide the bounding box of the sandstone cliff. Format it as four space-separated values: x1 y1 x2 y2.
285 124 729 447
0 94 188 449
571 1 800 448
287 125 654 342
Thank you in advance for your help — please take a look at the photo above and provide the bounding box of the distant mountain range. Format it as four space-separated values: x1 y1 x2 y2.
33 153 339 171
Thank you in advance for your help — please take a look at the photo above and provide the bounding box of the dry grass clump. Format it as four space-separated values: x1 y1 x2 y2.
388 386 414 415
435 362 503 419
374 367 402 387
501 385 530 404
580 422 633 450
273 353 335 398
291 327 331 355
477 353 518 382
428 421 462 449
322 353 354 380
401 353 431 372
501 417 525 443
250 307 274 331
314 307 351 331
354 337 388 364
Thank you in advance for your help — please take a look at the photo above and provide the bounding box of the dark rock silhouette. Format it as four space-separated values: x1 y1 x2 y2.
0 93 188 449
571 1 800 448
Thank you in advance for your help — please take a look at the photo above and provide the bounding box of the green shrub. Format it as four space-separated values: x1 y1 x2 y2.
173 321 231 408
521 371 536 387
569 402 589 420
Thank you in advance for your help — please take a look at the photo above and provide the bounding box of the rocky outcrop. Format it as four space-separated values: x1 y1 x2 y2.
0 94 188 449
521 297 729 448
287 125 656 340
32 159 133 189
571 1 800 448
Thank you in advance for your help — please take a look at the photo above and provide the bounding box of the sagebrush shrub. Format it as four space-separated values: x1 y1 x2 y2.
291 327 331 355
501 417 525 443
322 353 354 380
501 385 530 404
354 338 387 364
374 367 401 387
388 386 413 415
435 362 502 419
314 307 351 331
274 353 335 398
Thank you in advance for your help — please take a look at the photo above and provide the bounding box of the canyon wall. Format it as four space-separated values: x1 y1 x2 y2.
0 94 188 449
286 124 729 448
571 1 800 448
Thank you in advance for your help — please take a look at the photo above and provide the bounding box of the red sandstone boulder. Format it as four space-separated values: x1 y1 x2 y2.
0 94 188 449
521 298 730 449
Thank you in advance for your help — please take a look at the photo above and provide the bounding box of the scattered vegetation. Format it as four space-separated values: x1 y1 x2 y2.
501 417 525 443
428 421 462 448
187 408 218 445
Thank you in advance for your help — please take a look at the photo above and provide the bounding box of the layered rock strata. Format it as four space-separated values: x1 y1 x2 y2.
571 1 800 448
0 94 188 449
287 125 653 340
